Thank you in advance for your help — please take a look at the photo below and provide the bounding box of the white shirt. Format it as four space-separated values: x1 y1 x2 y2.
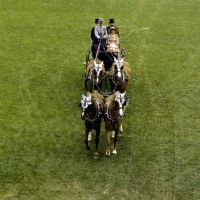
94 25 107 39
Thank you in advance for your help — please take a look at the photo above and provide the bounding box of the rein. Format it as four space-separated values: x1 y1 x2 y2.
87 67 104 89
95 39 102 60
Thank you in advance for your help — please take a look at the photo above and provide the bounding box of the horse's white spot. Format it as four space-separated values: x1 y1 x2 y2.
120 123 123 133
81 111 85 117
88 132 92 141
106 151 110 157
117 71 122 78
119 107 124 117
112 149 117 155
112 131 115 138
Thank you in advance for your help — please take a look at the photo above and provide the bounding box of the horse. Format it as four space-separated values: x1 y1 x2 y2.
109 57 131 93
79 90 105 158
103 91 127 156
85 59 106 93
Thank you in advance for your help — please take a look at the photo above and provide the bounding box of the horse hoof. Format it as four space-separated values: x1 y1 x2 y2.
94 152 99 158
94 154 99 158
106 151 110 157
112 150 117 155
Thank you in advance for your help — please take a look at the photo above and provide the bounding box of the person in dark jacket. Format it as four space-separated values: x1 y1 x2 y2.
91 18 99 59
106 18 119 36
91 18 99 40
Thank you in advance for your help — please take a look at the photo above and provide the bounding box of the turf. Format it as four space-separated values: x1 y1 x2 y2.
0 0 200 199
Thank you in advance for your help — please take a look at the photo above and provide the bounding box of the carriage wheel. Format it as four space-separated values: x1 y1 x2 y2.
84 48 90 90
85 48 90 67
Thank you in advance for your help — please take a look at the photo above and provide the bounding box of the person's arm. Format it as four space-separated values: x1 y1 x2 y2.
94 26 100 39
116 35 119 45
103 26 108 38
90 28 94 39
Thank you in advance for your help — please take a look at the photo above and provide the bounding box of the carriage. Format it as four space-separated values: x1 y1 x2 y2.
80 38 132 157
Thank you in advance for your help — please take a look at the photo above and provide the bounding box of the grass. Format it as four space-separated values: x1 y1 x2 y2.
0 0 200 199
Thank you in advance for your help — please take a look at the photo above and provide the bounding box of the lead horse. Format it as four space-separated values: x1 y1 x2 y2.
79 90 105 158
109 57 131 93
103 91 127 156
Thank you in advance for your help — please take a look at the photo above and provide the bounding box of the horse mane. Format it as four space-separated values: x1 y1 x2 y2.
86 59 105 77
105 91 120 105
87 90 105 107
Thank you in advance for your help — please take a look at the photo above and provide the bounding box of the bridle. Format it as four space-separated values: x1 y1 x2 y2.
104 92 126 122
81 96 103 123
110 65 125 85
109 57 130 91
86 61 104 89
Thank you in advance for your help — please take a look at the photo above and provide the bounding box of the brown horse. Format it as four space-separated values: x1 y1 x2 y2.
103 91 127 156
109 57 131 93
86 59 106 92
79 90 105 158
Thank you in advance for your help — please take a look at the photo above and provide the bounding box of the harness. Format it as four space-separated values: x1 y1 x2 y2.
86 66 104 90
109 68 125 93
110 68 125 84
84 98 103 124
104 100 124 122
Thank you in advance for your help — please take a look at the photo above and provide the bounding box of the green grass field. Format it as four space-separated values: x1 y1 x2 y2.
0 0 200 199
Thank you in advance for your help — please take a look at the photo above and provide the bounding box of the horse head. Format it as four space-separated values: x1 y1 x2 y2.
92 60 104 84
113 57 125 81
79 94 93 120
114 91 126 117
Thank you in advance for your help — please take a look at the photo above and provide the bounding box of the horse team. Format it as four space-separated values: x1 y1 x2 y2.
79 56 131 158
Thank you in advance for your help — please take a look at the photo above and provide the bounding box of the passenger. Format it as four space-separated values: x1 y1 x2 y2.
106 18 119 36
106 27 120 58
91 18 99 59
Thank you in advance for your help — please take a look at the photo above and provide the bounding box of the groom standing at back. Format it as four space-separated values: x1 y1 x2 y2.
106 18 119 36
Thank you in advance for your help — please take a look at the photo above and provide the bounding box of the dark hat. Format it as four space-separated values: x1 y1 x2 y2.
108 26 117 33
109 19 115 23
94 18 99 23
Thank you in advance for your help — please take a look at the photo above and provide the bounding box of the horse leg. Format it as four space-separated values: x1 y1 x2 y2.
88 131 92 141
105 122 112 156
106 129 111 156
112 129 118 155
112 131 115 138
84 127 91 150
120 123 123 133
112 122 121 155
88 81 93 93
111 122 115 138
94 128 100 158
